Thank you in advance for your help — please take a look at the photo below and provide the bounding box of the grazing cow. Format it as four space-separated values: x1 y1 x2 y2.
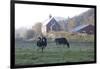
55 38 70 48
36 36 47 52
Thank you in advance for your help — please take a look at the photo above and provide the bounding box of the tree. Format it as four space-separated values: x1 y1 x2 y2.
25 29 35 39
32 22 42 35
67 18 76 31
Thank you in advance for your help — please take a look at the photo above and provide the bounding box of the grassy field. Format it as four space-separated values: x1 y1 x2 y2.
15 41 95 65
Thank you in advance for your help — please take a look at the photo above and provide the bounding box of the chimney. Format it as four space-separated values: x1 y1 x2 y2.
49 14 52 19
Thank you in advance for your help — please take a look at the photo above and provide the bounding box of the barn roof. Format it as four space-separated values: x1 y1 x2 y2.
70 24 91 32
42 16 67 26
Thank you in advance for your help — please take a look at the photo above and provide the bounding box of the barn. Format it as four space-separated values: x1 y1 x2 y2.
42 15 68 35
70 24 94 34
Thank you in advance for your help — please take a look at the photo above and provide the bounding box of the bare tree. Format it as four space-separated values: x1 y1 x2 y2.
32 22 42 36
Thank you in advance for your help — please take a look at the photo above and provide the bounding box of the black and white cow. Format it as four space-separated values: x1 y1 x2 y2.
36 36 47 52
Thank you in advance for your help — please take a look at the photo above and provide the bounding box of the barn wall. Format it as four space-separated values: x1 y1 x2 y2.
78 25 94 34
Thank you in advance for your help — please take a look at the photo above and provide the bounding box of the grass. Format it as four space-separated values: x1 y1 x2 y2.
47 31 94 42
15 41 95 65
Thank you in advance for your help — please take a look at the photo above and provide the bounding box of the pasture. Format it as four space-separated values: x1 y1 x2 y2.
15 40 94 65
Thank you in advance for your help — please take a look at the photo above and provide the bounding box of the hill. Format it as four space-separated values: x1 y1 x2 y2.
67 8 95 31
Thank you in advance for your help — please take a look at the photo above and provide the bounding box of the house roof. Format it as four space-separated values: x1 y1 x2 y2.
70 24 91 32
42 16 67 26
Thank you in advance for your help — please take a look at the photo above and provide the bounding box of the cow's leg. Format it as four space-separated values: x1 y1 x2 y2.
67 42 70 48
41 47 44 53
56 41 58 47
42 45 46 53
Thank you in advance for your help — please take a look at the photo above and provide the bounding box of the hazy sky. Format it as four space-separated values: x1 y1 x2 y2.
15 4 90 29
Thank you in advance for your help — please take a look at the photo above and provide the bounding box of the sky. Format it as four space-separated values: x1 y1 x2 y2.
15 4 90 29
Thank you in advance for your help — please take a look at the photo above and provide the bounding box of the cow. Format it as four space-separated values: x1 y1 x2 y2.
36 36 47 52
55 38 70 48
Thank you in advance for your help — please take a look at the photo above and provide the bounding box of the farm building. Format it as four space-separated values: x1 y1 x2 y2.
70 24 94 34
42 15 68 35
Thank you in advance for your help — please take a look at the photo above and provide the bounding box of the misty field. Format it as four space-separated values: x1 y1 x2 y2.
15 41 94 65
